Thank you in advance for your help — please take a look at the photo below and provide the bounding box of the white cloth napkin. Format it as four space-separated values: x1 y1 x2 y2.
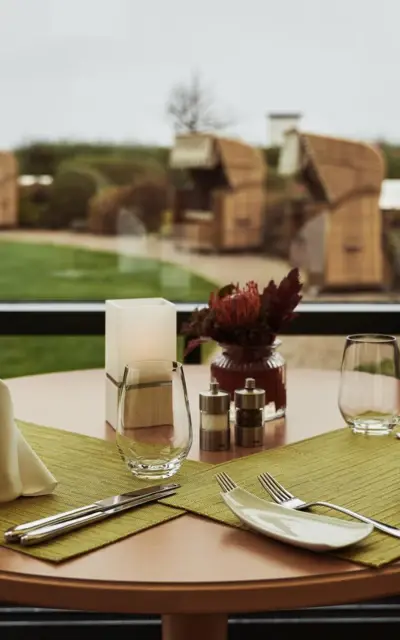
0 379 57 503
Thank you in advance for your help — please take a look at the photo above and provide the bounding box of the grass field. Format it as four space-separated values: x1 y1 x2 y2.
0 241 216 301
0 336 106 378
0 241 217 378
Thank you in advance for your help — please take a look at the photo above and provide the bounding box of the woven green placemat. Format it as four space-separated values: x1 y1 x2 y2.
0 421 210 563
162 427 400 568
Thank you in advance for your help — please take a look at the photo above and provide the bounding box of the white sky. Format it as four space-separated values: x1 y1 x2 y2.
0 0 399 148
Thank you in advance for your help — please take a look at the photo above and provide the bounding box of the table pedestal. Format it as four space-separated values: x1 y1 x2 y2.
162 613 227 640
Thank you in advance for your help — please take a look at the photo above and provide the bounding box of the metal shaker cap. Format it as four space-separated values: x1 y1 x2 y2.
234 377 265 409
199 379 230 413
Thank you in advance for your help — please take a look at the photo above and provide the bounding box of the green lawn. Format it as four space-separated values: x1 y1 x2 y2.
0 241 215 301
0 336 216 379
0 241 216 378
0 336 106 378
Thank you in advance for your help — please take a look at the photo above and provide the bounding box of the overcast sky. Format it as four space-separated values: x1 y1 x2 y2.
0 0 399 149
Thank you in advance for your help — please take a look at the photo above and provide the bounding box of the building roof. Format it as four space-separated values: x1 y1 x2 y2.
301 132 384 205
170 133 266 188
216 136 266 188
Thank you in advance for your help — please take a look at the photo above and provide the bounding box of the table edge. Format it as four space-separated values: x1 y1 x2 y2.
1 563 400 614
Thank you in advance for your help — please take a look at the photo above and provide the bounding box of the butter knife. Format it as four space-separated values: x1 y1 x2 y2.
18 486 177 546
4 483 179 543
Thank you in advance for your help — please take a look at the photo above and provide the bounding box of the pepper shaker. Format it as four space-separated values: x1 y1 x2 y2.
199 380 230 451
234 378 265 447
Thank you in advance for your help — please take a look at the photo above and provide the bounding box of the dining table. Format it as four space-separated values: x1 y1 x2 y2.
1 366 400 640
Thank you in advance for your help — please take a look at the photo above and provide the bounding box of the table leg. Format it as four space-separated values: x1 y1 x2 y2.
162 613 228 640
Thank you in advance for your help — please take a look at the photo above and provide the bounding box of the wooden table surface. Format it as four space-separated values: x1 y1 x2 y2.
2 367 400 640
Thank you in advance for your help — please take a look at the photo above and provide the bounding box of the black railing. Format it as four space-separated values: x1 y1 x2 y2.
1 301 399 335
0 301 399 365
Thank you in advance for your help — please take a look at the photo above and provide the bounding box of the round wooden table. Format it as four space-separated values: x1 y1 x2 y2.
2 367 400 640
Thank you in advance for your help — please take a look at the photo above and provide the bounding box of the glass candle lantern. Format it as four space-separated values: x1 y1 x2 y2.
105 298 177 430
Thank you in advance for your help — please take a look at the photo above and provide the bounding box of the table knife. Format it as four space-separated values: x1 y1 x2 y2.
17 486 178 546
4 483 179 543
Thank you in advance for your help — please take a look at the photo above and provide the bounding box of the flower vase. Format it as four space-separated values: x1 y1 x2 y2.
210 341 286 421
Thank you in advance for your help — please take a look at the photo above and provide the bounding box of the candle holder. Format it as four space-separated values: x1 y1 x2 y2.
105 298 177 430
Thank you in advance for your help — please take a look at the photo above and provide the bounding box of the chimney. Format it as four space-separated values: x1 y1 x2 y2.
267 112 302 148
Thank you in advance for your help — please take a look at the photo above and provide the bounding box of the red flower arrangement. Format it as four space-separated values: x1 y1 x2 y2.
184 268 303 353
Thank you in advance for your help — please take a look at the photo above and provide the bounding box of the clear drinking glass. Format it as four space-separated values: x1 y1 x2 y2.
338 334 400 435
117 360 193 479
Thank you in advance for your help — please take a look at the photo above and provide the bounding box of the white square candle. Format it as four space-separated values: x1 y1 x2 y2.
105 298 177 429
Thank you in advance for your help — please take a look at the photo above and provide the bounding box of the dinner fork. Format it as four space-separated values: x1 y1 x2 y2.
215 471 237 493
258 472 400 539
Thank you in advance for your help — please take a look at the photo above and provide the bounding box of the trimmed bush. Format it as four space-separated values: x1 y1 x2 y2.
68 155 166 186
88 179 168 235
47 164 108 229
88 185 132 235
130 179 168 233
16 142 170 176
16 143 59 176
18 183 52 228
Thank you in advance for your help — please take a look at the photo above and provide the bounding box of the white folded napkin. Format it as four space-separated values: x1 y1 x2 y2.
0 379 57 503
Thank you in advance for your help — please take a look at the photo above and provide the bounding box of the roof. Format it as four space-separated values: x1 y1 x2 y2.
300 132 384 205
380 179 400 210
268 112 302 119
215 136 266 188
170 133 266 188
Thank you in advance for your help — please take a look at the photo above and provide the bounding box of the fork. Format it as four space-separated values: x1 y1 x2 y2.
258 472 400 539
215 471 237 493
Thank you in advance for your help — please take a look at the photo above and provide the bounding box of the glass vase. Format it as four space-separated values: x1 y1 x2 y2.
210 341 286 421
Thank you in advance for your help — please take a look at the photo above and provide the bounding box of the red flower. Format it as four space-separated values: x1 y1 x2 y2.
183 268 303 351
209 281 261 327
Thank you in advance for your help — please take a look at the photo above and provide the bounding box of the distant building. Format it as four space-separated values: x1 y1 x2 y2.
267 112 302 148
275 130 386 290
18 175 53 186
169 133 267 252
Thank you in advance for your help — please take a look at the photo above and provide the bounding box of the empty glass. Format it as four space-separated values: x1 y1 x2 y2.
117 360 193 479
338 334 400 435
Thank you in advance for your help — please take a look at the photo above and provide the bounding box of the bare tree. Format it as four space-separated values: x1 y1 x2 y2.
166 72 230 133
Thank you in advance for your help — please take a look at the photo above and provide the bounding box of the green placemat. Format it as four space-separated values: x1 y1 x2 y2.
162 427 400 568
0 421 210 563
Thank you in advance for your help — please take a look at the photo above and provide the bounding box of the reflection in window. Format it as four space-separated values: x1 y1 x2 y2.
0 1 399 373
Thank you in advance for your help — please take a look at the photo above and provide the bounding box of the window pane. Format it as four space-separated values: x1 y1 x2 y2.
0 336 205 378
0 1 398 304
3 335 399 380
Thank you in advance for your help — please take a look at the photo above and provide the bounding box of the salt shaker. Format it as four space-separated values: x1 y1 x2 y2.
234 378 265 447
199 380 230 451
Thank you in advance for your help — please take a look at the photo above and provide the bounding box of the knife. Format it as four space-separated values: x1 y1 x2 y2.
17 486 178 546
4 483 179 543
